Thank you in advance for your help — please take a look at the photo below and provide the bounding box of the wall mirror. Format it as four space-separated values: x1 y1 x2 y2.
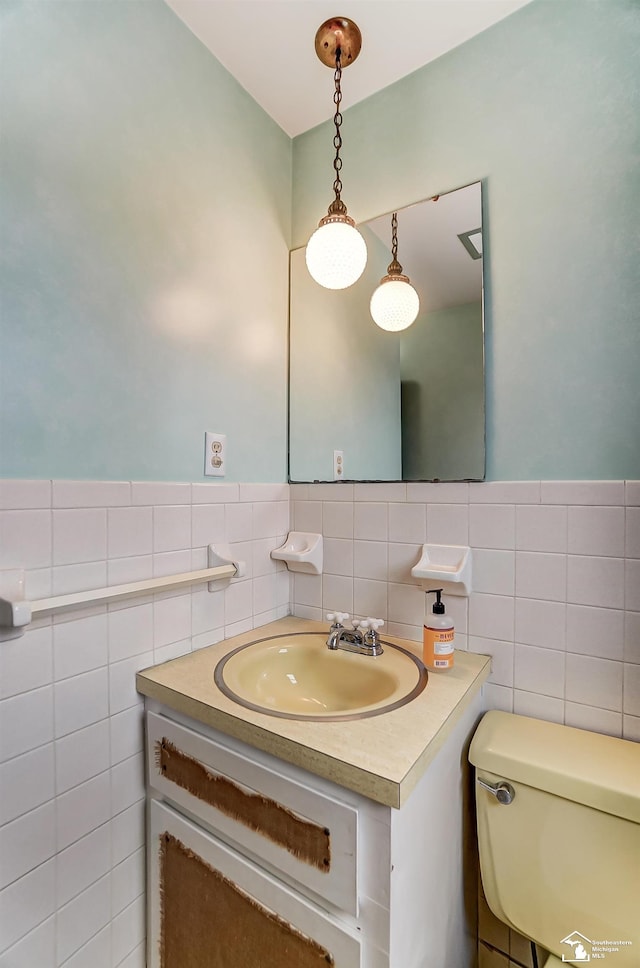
288 181 485 482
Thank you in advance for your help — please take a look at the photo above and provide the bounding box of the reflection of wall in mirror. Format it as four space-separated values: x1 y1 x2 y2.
288 182 485 482
288 227 401 482
401 301 484 481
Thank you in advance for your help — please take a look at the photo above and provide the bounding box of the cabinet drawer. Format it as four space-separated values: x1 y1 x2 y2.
146 711 358 914
149 799 361 968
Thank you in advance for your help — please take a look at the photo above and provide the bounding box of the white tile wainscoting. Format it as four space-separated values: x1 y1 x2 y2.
0 480 290 967
290 481 640 740
1 477 638 966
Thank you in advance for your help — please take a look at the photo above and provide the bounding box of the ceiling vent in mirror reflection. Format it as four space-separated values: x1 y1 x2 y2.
458 228 483 260
289 181 485 483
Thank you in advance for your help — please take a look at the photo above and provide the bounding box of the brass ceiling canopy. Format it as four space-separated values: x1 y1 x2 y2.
314 17 362 68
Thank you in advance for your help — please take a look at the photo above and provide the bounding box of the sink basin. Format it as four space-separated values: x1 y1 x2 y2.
214 632 428 721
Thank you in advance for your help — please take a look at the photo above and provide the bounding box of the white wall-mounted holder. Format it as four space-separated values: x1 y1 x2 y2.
207 545 246 590
411 544 472 597
0 570 29 640
0 549 244 640
271 532 323 575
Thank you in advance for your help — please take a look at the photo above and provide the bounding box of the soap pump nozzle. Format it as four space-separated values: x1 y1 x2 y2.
427 588 445 614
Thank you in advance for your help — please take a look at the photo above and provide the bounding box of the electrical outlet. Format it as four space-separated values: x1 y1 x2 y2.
333 450 344 481
204 432 227 477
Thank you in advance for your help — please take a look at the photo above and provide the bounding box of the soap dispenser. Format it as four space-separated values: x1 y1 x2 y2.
423 588 454 670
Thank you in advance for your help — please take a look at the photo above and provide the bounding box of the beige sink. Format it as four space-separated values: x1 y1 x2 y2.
214 632 428 721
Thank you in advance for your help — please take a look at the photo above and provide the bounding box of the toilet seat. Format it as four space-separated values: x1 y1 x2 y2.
542 957 563 967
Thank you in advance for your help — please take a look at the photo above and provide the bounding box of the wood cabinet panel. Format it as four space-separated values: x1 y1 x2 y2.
149 799 361 968
147 711 358 914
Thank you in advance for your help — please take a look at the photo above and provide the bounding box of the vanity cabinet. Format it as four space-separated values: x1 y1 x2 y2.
144 691 483 968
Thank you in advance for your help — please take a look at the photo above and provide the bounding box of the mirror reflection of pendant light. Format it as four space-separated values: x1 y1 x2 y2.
370 212 420 331
305 18 367 290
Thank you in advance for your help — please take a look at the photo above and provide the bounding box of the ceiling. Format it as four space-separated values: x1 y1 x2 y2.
165 0 532 137
366 182 482 314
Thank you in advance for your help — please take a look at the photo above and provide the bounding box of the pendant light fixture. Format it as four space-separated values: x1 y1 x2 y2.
370 212 420 331
305 18 367 290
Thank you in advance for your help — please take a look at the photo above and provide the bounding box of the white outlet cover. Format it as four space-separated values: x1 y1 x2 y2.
205 432 226 477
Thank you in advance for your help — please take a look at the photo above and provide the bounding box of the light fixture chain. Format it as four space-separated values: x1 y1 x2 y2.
332 50 343 202
386 211 404 276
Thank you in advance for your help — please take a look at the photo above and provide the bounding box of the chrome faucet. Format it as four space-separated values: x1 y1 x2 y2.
326 612 384 656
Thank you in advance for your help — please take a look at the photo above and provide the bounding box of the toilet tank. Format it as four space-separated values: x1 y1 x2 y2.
469 711 640 966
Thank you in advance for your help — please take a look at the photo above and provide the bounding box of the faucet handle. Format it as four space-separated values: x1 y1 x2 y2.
326 611 349 626
366 617 384 631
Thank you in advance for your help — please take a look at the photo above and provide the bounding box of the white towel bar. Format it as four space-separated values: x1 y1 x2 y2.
0 557 238 635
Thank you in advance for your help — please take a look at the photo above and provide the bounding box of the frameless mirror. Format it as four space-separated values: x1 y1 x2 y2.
288 181 485 482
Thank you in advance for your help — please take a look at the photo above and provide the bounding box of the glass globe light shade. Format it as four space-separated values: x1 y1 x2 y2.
306 219 368 290
370 278 420 332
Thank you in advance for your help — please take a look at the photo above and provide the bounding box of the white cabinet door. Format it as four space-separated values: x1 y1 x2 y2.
147 711 359 914
148 798 361 968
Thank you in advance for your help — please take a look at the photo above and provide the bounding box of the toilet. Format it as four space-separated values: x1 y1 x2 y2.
469 711 640 967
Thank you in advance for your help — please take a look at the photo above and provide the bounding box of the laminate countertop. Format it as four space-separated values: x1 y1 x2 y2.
136 616 490 808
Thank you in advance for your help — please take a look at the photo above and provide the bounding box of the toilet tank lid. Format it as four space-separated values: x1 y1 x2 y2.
469 711 640 824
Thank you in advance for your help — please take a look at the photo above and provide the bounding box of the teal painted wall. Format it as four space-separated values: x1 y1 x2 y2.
401 302 484 481
293 0 640 480
2 1 638 484
0 0 291 482
289 226 401 482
